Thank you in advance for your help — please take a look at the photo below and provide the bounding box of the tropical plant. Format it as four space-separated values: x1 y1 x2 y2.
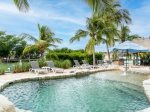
118 25 140 43
38 58 47 67
0 32 27 59
21 24 62 43
35 40 49 57
21 24 62 48
70 16 104 65
85 0 113 15
46 53 59 61
13 62 30 73
21 24 62 58
13 0 29 12
0 69 5 75
22 45 39 60
99 27 118 61
54 60 72 69
88 1 131 61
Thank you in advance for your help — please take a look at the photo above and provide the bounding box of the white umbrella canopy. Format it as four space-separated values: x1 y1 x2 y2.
132 38 150 50
113 41 149 52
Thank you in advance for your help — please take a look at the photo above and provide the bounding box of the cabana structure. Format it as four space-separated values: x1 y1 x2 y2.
113 41 149 71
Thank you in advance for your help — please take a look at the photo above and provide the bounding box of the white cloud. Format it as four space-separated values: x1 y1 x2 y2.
0 2 85 26
128 0 150 37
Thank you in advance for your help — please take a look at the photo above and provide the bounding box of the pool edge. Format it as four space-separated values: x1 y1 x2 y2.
0 68 118 112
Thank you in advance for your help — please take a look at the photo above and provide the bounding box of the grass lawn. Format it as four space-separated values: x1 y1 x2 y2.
0 63 17 72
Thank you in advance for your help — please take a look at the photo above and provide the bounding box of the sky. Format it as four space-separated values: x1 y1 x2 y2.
0 0 150 52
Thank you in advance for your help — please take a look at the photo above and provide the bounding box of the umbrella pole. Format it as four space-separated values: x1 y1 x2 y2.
125 50 128 72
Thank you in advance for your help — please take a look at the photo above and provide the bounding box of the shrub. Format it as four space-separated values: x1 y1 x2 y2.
22 63 31 72
54 60 62 68
61 60 72 69
46 50 104 66
84 52 104 64
13 62 30 73
38 58 47 67
54 60 72 69
46 53 59 60
13 64 21 73
0 69 5 75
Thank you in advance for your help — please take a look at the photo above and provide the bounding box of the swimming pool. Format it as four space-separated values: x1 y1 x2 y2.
1 71 150 112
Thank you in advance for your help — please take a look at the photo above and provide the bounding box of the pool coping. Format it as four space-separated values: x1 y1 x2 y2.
0 68 118 91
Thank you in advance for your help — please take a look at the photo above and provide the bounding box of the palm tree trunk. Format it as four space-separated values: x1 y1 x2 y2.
106 43 111 61
93 45 96 65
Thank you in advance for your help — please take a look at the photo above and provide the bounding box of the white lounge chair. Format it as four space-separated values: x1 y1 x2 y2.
73 60 91 69
29 61 47 74
82 60 96 68
45 61 64 73
97 60 109 68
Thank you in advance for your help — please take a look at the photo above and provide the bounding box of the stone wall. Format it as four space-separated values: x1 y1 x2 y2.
0 95 31 112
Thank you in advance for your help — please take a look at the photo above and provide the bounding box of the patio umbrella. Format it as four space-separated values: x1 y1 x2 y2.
113 41 149 71
132 38 150 50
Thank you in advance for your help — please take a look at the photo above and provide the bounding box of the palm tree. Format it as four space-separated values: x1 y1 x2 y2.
21 24 62 57
118 25 130 43
85 0 113 15
99 26 118 61
35 40 49 57
20 24 62 47
118 25 139 43
107 1 131 25
95 1 131 61
70 16 104 65
13 0 29 12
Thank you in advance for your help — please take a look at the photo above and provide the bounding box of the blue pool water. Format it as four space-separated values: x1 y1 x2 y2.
1 71 150 112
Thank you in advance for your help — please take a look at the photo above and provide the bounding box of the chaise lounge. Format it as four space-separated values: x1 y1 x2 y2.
73 60 91 69
82 60 97 69
29 61 48 74
43 61 64 73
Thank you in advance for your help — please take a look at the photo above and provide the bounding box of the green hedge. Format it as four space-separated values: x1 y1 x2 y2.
37 58 72 69
46 52 104 65
54 60 72 69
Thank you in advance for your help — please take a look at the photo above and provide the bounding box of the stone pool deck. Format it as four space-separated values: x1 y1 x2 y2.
128 66 150 75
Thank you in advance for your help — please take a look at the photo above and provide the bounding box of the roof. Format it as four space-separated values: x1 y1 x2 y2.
132 38 150 49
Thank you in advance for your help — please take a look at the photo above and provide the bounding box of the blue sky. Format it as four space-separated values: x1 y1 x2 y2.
0 0 150 51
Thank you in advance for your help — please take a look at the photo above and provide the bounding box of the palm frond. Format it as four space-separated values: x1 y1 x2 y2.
70 29 88 43
20 33 37 42
13 0 29 12
48 37 62 44
85 38 95 55
37 24 62 44
127 34 140 41
85 0 113 15
48 43 58 48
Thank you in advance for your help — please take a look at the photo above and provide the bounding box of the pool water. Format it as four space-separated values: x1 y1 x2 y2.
1 71 150 112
